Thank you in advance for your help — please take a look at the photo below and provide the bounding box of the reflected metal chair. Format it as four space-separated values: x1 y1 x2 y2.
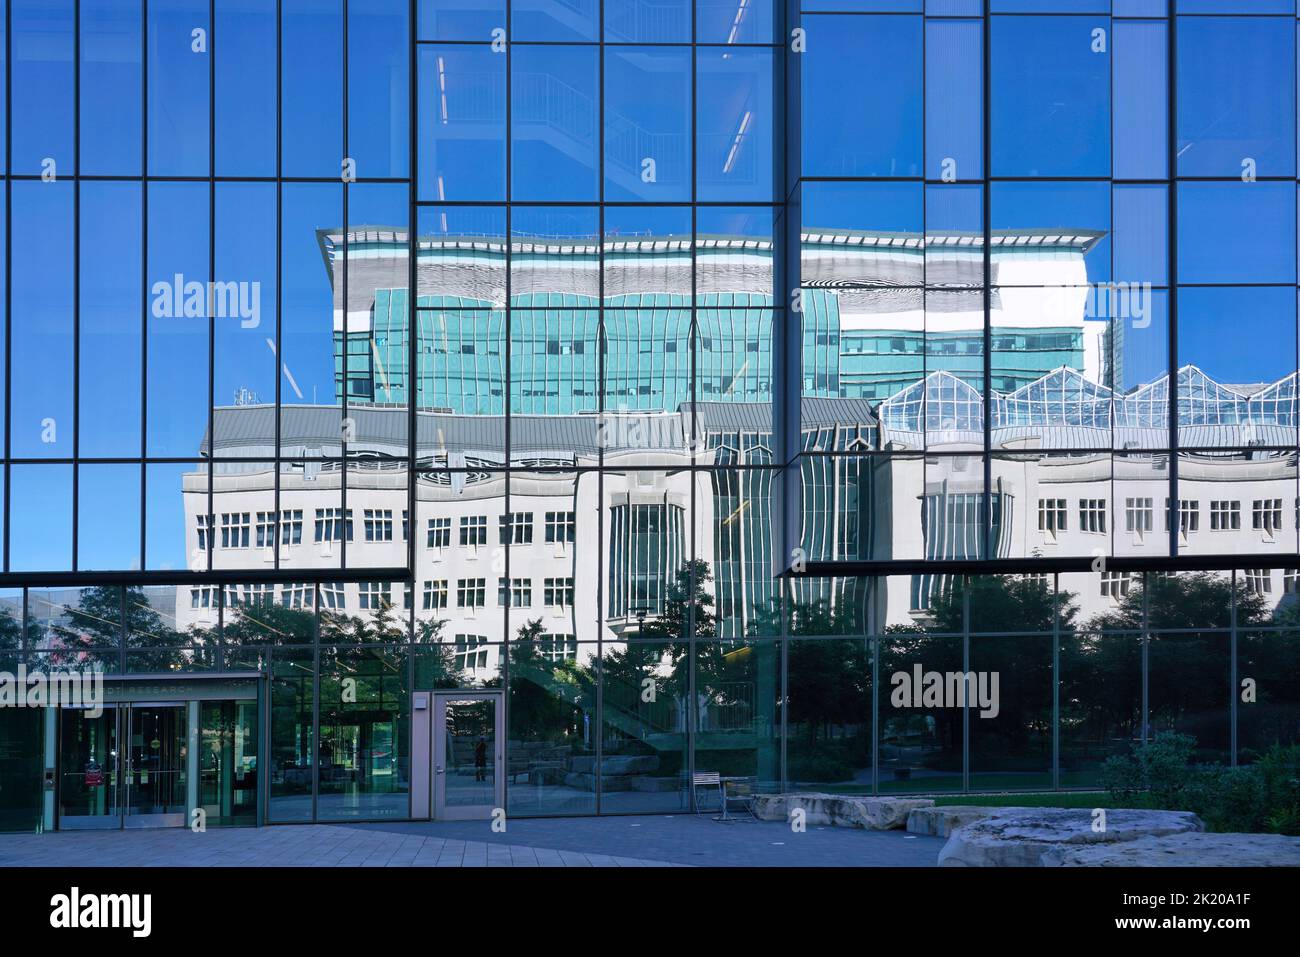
723 776 758 822
691 771 724 819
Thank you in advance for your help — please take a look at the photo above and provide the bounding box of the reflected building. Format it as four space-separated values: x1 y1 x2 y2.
183 226 1300 656
4 3 1298 836
802 229 1106 399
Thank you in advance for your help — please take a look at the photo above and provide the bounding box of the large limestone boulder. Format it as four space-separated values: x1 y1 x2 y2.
938 808 1204 867
907 806 1033 838
751 794 788 821
1043 832 1300 867
751 793 934 830
861 797 936 830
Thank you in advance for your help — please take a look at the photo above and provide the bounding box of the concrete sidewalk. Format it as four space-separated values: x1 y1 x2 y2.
0 815 943 867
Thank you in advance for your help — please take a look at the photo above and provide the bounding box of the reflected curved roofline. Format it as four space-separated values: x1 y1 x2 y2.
316 226 1109 281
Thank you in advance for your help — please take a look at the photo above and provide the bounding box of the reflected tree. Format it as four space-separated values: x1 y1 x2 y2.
0 606 24 658
879 576 1075 773
223 600 314 646
637 558 716 642
49 585 209 671
508 617 594 748
786 637 871 783
1242 601 1300 760
1087 573 1252 762
1086 572 1266 632
319 598 407 644
413 615 473 689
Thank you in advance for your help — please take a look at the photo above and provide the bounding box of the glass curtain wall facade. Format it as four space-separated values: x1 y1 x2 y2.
781 0 1300 797
0 1 1298 831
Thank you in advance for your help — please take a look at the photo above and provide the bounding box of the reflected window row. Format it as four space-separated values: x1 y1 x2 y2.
6 0 410 180
420 44 777 203
5 615 1289 830
3 566 1294 824
3 565 1296 651
1 190 786 444
7 454 1300 615
802 11 1297 181
419 0 778 44
792 7 1300 527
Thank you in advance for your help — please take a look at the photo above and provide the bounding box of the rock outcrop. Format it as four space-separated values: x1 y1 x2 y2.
1042 831 1300 867
938 808 1204 867
752 793 934 830
906 805 1032 838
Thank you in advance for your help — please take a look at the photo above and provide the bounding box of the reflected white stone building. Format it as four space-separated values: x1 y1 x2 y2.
177 227 1300 652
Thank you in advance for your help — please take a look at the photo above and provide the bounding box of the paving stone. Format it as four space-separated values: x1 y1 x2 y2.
0 815 944 867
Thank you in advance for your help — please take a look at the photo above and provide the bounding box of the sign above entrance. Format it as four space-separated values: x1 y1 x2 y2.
100 673 261 704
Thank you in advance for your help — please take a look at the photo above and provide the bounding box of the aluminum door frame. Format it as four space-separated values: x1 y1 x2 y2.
56 705 124 830
431 692 504 821
122 703 189 829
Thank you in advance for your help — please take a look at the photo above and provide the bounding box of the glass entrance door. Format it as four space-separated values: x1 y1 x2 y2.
58 706 122 829
433 694 503 821
124 705 188 828
199 700 259 827
59 696 258 830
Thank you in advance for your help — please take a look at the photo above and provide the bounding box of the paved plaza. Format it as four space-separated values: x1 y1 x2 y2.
0 815 944 867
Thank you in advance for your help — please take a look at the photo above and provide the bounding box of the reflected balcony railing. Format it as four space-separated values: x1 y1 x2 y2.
605 0 691 43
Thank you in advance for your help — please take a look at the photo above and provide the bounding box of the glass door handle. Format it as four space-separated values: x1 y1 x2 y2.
435 767 445 774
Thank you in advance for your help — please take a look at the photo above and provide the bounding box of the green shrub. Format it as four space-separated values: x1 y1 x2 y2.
1099 731 1196 806
1100 734 1300 835
1180 765 1263 833
1254 744 1300 836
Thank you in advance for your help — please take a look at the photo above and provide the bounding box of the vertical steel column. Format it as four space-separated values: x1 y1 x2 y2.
406 0 417 604
274 0 284 576
1052 572 1061 791
405 0 421 832
339 0 350 574
71 0 80 572
2 0 10 575
1230 568 1238 766
403 0 418 826
206 0 216 586
981 1 992 563
1166 0 1179 560
140 0 151 577
592 0 605 815
684 0 699 812
871 628 879 796
257 672 268 826
500 0 513 820
1141 571 1150 745
311 587 320 821
962 576 971 793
